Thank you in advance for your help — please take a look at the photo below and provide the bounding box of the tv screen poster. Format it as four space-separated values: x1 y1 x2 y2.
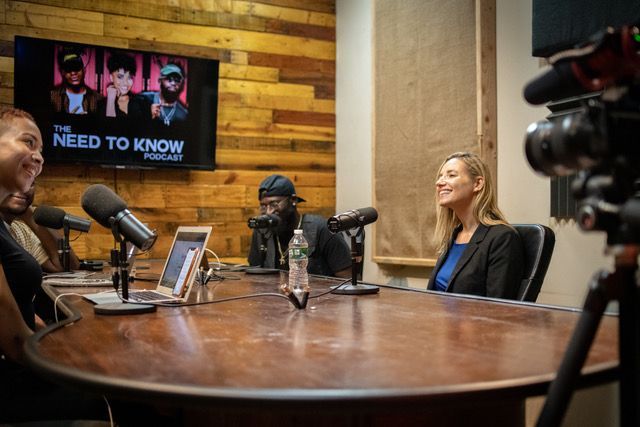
14 36 219 170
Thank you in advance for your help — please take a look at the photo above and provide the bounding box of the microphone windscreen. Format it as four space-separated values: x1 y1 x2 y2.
356 207 378 223
81 184 128 229
247 213 280 229
523 61 584 105
327 207 379 232
33 205 66 229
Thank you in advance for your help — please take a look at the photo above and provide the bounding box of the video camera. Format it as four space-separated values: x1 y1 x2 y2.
523 25 640 242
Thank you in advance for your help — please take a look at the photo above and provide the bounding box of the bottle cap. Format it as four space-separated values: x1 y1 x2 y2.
294 229 303 234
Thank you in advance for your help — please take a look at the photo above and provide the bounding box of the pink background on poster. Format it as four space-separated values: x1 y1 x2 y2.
53 47 188 106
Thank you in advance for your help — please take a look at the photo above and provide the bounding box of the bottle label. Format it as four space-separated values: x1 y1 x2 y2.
289 247 308 259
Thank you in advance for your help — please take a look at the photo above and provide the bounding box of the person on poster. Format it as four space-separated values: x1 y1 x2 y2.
142 63 189 126
50 46 102 115
98 51 151 120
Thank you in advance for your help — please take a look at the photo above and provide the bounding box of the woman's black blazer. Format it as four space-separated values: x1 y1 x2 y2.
427 223 524 299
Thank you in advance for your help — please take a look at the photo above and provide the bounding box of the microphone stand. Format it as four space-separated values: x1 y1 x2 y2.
259 229 269 268
246 228 280 274
332 226 379 295
93 220 156 315
62 221 70 272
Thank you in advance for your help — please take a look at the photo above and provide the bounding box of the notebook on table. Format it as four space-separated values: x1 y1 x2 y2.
44 242 140 287
84 226 212 304
43 271 114 287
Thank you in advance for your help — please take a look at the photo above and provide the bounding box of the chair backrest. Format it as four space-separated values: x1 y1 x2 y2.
512 224 555 302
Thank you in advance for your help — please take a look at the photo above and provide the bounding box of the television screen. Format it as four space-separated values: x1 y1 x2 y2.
14 36 219 170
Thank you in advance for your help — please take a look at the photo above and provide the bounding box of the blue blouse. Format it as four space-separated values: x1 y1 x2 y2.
433 242 467 292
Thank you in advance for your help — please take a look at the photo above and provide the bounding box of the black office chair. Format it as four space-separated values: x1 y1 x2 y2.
512 224 555 302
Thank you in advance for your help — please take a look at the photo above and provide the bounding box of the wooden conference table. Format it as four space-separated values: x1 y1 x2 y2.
26 267 618 426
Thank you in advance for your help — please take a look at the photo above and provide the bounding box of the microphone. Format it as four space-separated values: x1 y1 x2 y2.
81 184 157 251
327 207 378 233
620 199 640 229
247 214 280 229
33 205 92 232
523 61 585 105
524 25 640 105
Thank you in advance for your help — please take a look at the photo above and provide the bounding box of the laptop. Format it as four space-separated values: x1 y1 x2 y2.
122 225 212 303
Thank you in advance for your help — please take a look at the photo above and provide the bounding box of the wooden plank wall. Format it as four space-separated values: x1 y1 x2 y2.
0 0 336 263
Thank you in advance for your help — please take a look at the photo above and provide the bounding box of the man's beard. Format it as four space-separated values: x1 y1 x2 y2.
7 208 27 216
1 206 27 222
161 86 181 103
5 203 29 217
276 208 296 237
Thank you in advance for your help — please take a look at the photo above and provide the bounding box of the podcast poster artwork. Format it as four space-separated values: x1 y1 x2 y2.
14 36 219 170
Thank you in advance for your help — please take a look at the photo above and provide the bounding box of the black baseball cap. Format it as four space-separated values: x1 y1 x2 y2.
160 63 184 79
258 174 306 202
60 52 84 72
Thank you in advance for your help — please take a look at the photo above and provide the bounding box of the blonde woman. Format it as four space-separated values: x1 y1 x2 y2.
427 152 523 299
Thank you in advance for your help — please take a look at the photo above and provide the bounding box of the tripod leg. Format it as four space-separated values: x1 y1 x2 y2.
537 270 616 427
618 264 640 426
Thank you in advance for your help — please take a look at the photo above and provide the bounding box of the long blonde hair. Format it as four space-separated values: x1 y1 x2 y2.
434 152 507 253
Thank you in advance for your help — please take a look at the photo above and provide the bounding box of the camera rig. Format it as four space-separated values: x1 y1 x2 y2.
525 25 640 244
523 24 640 426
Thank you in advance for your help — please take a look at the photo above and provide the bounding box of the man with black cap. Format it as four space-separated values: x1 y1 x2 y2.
142 62 188 126
50 46 102 114
248 174 351 278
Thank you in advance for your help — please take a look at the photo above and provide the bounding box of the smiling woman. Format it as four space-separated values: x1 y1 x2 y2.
0 107 108 423
0 110 43 197
98 50 151 120
0 107 43 356
427 152 524 299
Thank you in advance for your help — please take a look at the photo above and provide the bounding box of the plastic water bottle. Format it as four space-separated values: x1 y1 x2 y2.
288 229 310 305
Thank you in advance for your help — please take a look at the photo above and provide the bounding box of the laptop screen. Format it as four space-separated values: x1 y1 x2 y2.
158 230 210 295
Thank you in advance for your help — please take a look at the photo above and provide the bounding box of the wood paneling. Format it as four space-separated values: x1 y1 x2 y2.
218 92 334 113
103 15 334 60
5 2 104 35
0 0 336 262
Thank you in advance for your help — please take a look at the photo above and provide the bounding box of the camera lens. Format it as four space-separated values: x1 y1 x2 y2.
524 113 604 177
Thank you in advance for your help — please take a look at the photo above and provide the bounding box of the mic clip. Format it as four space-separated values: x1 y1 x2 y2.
109 216 122 243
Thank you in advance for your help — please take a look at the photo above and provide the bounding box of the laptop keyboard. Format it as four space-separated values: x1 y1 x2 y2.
128 290 174 302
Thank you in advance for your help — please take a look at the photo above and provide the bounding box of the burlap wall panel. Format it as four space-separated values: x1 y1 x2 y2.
373 0 496 266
